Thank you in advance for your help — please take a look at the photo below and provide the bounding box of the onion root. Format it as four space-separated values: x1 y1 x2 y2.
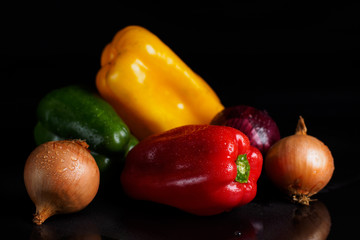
33 207 56 225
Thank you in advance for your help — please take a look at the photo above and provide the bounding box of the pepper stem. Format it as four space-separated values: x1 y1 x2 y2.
235 154 250 183
295 116 307 135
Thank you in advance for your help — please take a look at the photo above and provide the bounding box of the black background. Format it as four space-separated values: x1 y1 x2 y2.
1 1 360 239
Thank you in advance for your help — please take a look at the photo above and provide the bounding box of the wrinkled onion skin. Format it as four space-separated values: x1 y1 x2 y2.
24 140 100 224
211 105 280 154
265 134 334 197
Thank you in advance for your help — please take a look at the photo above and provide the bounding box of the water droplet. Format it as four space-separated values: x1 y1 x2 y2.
234 231 242 237
58 168 67 173
60 159 65 163
68 161 77 170
71 156 78 161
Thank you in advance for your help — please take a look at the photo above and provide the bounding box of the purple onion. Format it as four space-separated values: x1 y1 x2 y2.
211 105 280 155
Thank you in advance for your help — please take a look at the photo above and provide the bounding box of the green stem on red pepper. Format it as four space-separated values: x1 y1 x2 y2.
235 154 250 183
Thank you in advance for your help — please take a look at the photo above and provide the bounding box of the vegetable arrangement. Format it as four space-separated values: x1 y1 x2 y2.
24 25 334 224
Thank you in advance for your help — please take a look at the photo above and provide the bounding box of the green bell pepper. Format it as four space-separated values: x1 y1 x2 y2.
34 85 138 174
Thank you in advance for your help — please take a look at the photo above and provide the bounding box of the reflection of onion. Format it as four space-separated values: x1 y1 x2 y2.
30 208 101 240
259 201 331 240
290 201 331 240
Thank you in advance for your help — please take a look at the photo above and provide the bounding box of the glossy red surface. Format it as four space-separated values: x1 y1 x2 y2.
121 125 262 216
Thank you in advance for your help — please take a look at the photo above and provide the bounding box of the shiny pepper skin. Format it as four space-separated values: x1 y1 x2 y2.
96 26 224 140
121 125 263 216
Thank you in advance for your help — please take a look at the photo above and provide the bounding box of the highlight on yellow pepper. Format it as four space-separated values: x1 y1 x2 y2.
96 25 224 140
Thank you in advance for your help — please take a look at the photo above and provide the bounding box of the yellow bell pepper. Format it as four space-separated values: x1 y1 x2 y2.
96 25 224 140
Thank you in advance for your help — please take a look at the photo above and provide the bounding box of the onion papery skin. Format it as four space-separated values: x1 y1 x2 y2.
211 105 280 155
265 118 334 204
24 140 100 225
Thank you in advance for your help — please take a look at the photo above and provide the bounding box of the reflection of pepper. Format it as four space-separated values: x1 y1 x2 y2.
34 85 138 173
96 25 224 140
121 125 263 216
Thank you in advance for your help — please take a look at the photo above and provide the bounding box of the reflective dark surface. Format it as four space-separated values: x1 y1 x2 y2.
22 197 333 240
2 2 360 239
4 171 360 239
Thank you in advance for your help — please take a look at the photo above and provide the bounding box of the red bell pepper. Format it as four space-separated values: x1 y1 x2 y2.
121 125 263 216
